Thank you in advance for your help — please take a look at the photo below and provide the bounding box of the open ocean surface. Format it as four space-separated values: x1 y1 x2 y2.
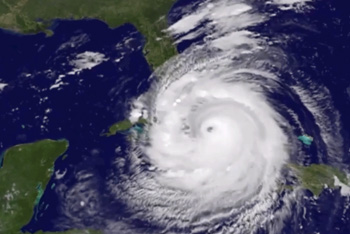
0 0 350 233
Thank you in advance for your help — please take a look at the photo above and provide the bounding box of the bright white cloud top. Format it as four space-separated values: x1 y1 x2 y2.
108 0 346 233
144 65 289 199
0 83 7 91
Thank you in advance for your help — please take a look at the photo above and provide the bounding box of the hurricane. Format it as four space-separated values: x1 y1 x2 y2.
107 0 345 233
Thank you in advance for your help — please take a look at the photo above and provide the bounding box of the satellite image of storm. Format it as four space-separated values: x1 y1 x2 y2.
0 0 350 234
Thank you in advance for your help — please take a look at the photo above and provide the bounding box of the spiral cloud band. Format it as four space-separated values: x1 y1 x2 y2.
124 1 295 232
144 64 289 201
131 0 290 205
107 0 344 233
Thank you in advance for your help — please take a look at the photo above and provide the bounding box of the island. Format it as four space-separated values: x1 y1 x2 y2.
103 117 147 137
0 0 178 68
289 163 350 197
1 139 349 233
0 139 101 234
103 123 350 198
298 134 313 146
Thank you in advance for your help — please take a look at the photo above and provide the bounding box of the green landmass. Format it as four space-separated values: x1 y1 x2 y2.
103 117 147 137
0 139 101 234
289 163 350 196
0 139 67 233
0 0 178 68
35 229 101 234
103 119 133 137
298 134 313 145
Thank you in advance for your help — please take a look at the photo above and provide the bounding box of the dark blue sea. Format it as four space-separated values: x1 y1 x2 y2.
0 20 152 232
0 0 350 233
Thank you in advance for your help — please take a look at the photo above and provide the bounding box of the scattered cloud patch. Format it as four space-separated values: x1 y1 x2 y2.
0 83 7 91
68 51 109 75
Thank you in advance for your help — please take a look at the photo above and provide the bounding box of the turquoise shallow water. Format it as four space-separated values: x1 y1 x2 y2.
1 0 350 233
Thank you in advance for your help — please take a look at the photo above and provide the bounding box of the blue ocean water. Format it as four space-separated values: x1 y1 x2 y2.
0 20 151 232
167 1 350 234
0 0 350 233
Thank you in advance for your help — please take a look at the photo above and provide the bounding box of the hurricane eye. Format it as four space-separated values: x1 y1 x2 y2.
112 0 344 233
207 126 214 132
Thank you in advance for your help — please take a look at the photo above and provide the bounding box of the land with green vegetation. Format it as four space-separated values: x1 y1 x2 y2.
0 139 101 234
289 163 350 197
35 229 101 234
0 0 178 68
1 139 348 233
103 117 147 137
